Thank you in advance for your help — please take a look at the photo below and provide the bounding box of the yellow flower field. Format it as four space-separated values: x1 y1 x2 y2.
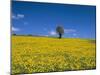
12 36 96 74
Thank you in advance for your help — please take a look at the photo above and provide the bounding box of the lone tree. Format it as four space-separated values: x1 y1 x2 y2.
12 33 16 36
56 25 64 39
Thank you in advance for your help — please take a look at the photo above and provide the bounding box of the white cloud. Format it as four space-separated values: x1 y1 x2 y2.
44 35 49 37
12 15 17 19
49 31 56 35
12 14 24 19
64 29 76 33
17 14 24 18
73 33 77 36
12 27 20 31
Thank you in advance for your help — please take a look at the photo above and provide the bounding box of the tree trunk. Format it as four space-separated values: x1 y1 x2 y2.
59 33 62 39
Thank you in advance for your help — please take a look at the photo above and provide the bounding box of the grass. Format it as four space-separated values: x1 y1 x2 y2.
12 36 96 74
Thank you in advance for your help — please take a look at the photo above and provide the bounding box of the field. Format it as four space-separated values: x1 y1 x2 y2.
12 36 96 74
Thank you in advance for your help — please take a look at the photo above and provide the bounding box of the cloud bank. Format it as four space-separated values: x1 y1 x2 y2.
12 27 20 31
49 31 56 35
12 14 24 20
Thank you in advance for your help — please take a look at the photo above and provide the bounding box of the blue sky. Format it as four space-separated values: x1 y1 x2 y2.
12 1 96 39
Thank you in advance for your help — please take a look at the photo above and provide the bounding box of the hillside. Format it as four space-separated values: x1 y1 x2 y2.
12 36 96 74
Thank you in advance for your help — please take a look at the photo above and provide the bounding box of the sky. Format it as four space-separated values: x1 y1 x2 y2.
12 1 96 39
